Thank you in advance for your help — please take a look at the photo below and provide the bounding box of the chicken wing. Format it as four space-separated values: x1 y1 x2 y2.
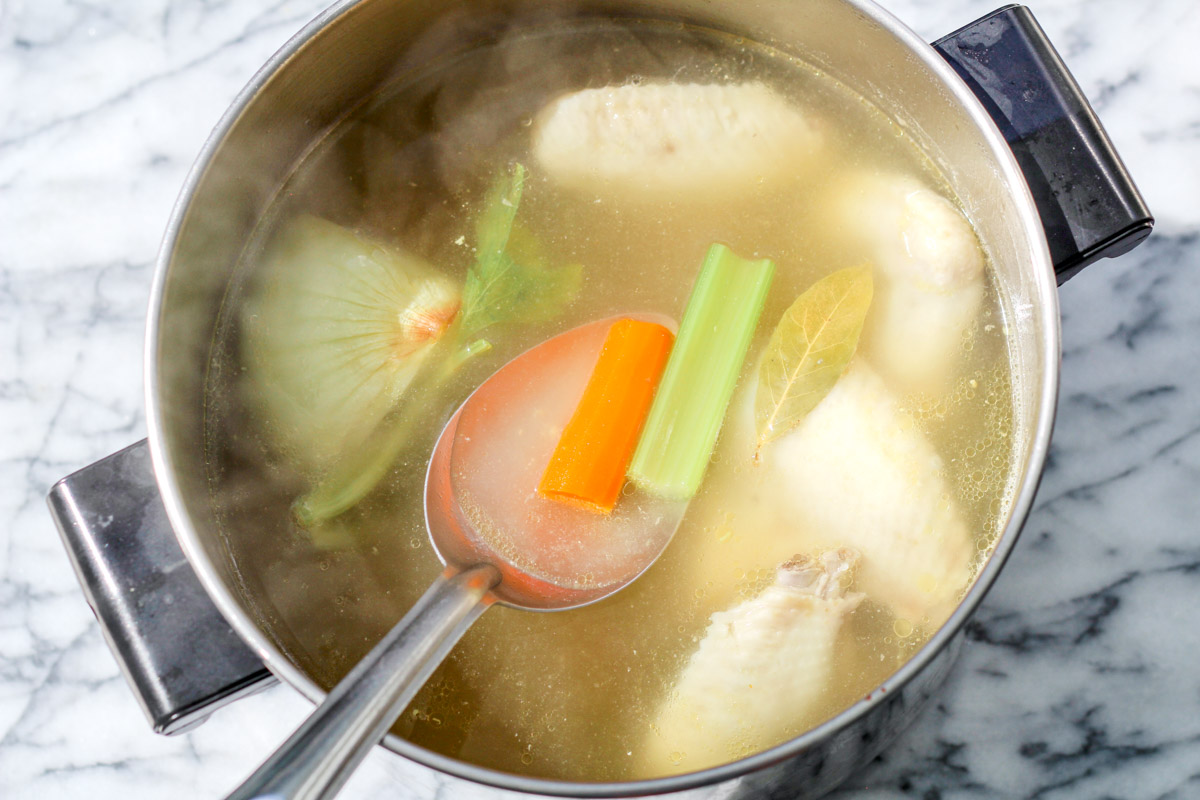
645 548 863 775
533 82 821 197
836 172 985 394
768 360 976 626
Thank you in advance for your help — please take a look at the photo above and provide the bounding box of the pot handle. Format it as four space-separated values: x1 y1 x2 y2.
933 5 1153 283
46 440 275 734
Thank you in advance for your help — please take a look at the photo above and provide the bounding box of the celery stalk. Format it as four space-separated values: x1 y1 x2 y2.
627 243 774 499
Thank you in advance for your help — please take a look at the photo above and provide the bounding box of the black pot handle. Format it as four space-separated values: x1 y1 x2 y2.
47 441 274 734
933 5 1153 283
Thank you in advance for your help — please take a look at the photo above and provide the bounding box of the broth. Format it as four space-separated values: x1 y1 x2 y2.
205 18 1016 781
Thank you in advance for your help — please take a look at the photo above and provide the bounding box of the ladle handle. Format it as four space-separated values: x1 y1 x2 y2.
225 564 501 800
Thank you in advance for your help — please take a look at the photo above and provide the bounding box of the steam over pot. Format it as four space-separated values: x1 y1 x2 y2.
48 0 1151 797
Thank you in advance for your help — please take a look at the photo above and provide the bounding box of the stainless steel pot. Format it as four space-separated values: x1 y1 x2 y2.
48 1 1152 798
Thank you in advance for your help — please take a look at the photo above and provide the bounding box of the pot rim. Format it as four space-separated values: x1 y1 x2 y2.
145 0 1061 795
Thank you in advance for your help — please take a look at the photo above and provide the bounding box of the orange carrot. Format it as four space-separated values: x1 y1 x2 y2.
538 318 675 514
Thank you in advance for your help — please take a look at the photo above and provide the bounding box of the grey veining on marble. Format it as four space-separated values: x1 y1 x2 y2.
2 1 1198 798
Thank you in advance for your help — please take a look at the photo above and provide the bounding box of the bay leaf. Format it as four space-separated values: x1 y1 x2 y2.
754 265 873 455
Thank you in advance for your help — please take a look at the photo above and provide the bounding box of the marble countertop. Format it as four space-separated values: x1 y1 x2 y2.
2 1 1198 798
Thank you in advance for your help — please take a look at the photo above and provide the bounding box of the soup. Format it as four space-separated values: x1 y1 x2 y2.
204 18 1016 781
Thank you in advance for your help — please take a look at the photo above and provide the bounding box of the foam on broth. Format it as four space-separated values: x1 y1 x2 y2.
204 18 1017 781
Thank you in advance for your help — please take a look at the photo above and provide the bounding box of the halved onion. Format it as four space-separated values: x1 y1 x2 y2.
241 215 460 474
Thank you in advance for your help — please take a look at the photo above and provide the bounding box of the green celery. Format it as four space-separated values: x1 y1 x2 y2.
627 243 774 499
292 163 579 526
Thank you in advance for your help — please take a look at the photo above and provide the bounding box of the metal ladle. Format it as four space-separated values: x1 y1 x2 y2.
226 316 686 800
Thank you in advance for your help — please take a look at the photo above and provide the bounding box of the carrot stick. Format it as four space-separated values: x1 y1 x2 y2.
538 318 675 514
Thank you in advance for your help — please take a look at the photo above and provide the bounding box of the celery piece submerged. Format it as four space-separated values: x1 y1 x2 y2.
628 243 774 499
292 163 580 526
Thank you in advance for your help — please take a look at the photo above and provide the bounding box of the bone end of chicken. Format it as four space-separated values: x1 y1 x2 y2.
770 360 975 627
645 548 864 775
838 172 985 394
533 82 821 195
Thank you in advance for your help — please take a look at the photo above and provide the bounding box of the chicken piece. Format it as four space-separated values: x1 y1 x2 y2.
769 360 975 626
646 549 863 775
532 82 821 196
836 172 985 394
